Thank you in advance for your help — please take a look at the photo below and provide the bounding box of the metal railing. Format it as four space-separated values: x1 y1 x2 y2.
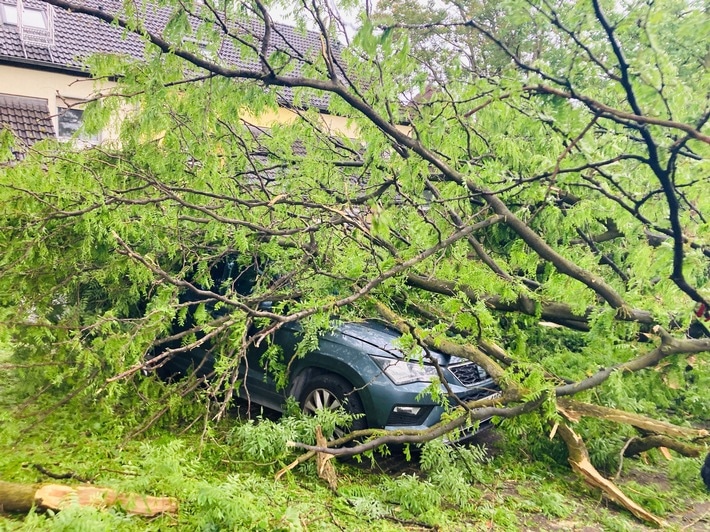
15 0 55 59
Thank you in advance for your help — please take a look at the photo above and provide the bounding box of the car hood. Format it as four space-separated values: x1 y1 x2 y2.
323 320 466 366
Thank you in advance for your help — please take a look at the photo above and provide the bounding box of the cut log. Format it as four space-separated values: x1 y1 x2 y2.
0 481 177 516
0 481 36 513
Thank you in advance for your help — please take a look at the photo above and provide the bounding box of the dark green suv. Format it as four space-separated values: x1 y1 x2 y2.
157 317 498 432
151 257 498 432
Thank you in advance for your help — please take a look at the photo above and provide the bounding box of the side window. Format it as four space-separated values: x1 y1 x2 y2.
57 106 99 143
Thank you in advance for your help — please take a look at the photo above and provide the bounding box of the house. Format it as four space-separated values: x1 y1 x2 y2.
0 0 354 154
0 0 128 149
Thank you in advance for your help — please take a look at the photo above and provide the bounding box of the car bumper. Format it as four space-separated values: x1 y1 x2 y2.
365 376 499 430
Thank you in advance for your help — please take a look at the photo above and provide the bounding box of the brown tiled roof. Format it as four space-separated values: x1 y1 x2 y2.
0 0 145 70
0 93 55 149
0 0 337 110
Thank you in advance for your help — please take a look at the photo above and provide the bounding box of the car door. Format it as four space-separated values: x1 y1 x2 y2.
241 322 301 411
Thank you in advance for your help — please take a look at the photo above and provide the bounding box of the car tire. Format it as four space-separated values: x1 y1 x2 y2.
299 373 368 436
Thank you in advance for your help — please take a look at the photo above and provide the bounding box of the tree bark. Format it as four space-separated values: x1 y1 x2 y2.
0 481 178 516
623 435 703 458
0 481 36 513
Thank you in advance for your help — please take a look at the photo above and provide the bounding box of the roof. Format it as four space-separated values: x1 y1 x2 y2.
0 0 336 110
0 93 55 151
0 0 145 71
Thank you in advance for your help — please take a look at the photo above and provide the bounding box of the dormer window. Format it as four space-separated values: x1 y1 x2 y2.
0 2 48 29
22 7 46 28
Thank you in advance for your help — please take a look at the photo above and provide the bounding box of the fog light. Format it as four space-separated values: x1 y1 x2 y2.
387 405 433 425
392 406 421 416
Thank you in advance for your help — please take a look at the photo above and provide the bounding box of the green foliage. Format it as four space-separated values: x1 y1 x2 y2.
1 0 710 527
515 485 573 518
382 474 441 517
476 502 520 528
227 407 360 465
229 417 295 463
0 128 15 162
336 491 387 521
188 473 311 531
1 367 707 531
419 439 488 506
667 456 709 490
622 481 672 516
21 506 135 532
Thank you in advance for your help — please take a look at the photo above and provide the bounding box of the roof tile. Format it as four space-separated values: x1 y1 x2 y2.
0 92 55 150
0 0 335 110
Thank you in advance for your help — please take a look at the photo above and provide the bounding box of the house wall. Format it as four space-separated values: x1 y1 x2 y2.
246 107 360 139
2 62 404 145
0 62 114 137
1 63 362 141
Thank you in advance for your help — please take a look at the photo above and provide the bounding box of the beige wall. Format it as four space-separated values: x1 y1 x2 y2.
1 62 404 142
0 63 113 137
245 107 360 139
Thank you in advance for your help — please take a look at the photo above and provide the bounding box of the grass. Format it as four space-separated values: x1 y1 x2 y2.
1 345 708 531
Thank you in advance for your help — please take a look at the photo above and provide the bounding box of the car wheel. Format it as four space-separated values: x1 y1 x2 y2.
299 373 367 437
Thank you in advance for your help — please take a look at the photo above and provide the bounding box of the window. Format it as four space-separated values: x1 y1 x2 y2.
22 6 45 28
0 3 47 28
57 106 99 143
0 3 17 24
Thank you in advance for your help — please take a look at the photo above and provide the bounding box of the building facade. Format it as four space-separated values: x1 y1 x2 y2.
0 0 355 154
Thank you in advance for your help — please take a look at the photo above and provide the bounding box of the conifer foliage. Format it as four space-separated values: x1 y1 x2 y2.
1 0 709 522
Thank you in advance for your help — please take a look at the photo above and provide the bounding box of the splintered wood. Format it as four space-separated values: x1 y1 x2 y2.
315 426 338 491
555 423 666 528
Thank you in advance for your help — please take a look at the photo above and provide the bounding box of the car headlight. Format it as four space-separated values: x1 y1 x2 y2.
372 356 440 385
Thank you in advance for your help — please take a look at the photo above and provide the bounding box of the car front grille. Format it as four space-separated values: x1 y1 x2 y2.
449 362 489 387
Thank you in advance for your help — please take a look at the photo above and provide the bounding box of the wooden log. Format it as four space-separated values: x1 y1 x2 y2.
0 481 177 516
0 481 36 513
623 435 703 458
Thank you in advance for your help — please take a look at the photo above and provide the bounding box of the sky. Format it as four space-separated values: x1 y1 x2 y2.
267 0 362 40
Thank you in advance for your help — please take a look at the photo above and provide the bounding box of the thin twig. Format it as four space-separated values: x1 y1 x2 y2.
615 437 637 480
33 464 92 483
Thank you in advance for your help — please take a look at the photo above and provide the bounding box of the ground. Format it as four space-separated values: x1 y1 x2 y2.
0 345 708 531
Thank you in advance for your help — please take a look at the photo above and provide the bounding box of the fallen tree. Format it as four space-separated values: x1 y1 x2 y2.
1 0 709 526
